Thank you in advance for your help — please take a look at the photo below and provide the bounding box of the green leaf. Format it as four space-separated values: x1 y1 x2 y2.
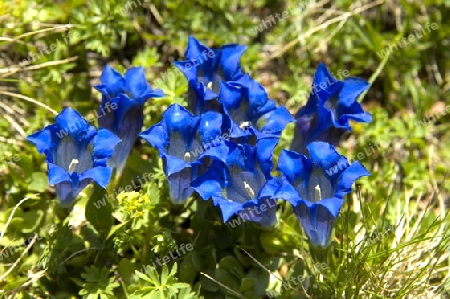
106 220 129 241
80 226 104 248
172 282 190 289
9 209 44 234
218 256 244 278
179 253 197 284
240 278 257 293
214 268 240 292
147 181 160 205
161 263 170 285
135 270 154 283
79 266 119 298
118 258 136 285
27 172 48 192
85 185 113 233
146 267 161 286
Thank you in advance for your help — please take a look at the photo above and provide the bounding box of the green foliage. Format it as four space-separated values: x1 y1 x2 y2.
85 186 114 233
128 263 200 299
76 266 120 299
0 0 449 298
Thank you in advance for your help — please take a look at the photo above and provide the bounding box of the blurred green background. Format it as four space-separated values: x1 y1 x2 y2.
0 0 449 298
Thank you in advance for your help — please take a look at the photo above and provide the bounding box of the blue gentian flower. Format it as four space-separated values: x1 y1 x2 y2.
174 36 247 114
218 74 294 140
94 65 165 172
26 108 121 205
291 63 371 154
277 141 370 246
192 142 280 227
139 104 229 203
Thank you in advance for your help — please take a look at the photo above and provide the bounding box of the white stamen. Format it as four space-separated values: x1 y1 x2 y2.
315 184 322 202
207 81 213 89
244 181 255 198
69 159 79 173
184 152 191 162
239 121 252 130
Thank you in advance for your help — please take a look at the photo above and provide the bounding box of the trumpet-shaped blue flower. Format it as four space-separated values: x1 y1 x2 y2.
291 63 371 154
192 142 280 227
174 36 247 114
277 141 370 246
139 104 229 203
95 65 165 171
218 74 294 140
26 108 121 205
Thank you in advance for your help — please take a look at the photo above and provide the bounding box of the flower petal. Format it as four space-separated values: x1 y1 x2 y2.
124 67 165 101
338 78 370 108
164 155 191 177
255 136 278 176
335 161 370 197
219 43 246 80
185 36 211 62
55 182 82 205
95 65 126 97
139 123 168 154
277 149 311 183
56 108 96 144
310 62 343 105
163 104 200 143
275 175 302 205
191 162 226 200
198 111 226 144
48 163 71 185
174 61 199 85
79 166 113 189
93 128 121 167
216 197 244 223
257 106 294 135
102 96 144 171
307 141 347 174
167 167 195 204
26 124 58 160
294 202 340 247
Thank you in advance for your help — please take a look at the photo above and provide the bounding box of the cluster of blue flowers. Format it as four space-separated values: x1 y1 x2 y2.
28 36 371 247
27 66 164 204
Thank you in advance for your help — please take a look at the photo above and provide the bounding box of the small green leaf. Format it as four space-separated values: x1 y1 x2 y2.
240 278 257 293
106 221 129 241
219 256 244 278
160 264 170 285
147 181 160 205
214 268 240 293
172 282 190 289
